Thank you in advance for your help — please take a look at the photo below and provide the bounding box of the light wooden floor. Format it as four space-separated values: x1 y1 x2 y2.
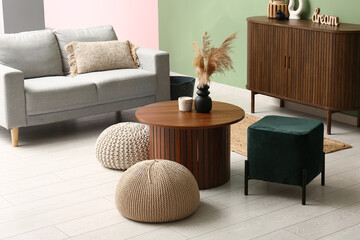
1 83 360 240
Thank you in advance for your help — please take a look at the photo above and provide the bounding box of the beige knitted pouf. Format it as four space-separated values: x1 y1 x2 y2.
115 159 200 223
95 122 149 170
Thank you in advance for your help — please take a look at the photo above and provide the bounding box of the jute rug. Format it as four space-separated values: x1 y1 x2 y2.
231 114 352 156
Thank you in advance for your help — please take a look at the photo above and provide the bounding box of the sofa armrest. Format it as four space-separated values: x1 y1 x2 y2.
0 64 26 129
136 48 170 102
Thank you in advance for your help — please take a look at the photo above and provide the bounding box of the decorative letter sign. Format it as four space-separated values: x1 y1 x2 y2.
312 8 339 26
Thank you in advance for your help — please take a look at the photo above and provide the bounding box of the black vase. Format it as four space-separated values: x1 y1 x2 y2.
195 84 212 113
276 10 288 20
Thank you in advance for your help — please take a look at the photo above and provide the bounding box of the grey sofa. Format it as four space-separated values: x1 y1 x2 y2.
0 25 170 147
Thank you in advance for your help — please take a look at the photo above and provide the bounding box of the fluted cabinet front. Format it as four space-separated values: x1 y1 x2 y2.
149 126 231 190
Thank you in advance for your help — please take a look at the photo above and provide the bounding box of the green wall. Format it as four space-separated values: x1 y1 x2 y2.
159 0 360 89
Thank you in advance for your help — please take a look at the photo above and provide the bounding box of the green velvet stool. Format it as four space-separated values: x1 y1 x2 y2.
244 115 325 205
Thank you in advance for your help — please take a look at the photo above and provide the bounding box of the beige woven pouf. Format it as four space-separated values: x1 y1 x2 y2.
115 159 200 223
95 122 149 170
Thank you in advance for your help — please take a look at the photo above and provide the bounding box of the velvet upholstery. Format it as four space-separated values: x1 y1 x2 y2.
247 115 324 187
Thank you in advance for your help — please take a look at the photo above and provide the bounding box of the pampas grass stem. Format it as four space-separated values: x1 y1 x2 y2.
192 32 236 86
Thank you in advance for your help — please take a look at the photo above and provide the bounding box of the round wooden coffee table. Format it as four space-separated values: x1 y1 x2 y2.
135 101 245 189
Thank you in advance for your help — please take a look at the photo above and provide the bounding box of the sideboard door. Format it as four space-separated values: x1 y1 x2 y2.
288 29 332 106
248 23 289 98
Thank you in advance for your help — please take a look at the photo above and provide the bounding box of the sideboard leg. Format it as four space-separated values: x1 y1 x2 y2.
327 110 332 135
280 99 285 108
251 91 255 113
357 110 360 128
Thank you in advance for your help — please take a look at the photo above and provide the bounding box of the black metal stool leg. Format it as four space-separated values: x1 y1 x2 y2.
321 154 325 186
302 169 307 205
245 160 249 195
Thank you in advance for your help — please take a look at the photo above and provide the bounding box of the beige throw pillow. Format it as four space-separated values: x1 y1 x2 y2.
66 40 139 76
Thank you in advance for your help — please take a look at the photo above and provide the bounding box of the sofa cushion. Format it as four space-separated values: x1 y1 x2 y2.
66 41 137 76
54 25 118 75
24 76 98 115
0 30 63 79
74 69 157 103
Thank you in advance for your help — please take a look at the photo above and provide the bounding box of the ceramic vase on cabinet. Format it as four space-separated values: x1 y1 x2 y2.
267 0 289 19
288 0 303 19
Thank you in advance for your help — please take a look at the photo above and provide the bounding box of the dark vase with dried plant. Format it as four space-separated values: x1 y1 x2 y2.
195 84 212 113
192 32 236 112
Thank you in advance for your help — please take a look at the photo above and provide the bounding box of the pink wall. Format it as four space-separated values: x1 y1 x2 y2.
43 0 159 49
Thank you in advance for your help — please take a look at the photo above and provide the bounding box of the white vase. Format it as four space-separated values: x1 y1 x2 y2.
288 0 303 20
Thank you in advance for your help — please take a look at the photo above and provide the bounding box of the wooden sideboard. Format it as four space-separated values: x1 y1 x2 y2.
247 16 360 134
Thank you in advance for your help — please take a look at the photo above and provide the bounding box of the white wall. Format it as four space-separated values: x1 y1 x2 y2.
1 0 45 33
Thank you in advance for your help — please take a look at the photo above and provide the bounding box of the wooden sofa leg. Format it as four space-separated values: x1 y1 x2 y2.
11 128 19 147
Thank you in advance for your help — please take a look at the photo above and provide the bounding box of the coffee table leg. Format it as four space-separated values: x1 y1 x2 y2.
149 125 231 189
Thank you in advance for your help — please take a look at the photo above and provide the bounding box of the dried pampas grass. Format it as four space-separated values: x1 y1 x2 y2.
192 32 237 86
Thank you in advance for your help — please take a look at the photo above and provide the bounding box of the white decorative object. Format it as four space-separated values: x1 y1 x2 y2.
288 0 303 20
312 8 339 26
178 96 193 112
95 122 149 170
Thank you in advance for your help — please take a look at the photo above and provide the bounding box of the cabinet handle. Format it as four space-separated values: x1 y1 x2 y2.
284 56 287 68
288 56 291 69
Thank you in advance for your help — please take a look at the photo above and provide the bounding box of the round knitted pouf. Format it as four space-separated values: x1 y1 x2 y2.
115 159 200 223
95 122 149 170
